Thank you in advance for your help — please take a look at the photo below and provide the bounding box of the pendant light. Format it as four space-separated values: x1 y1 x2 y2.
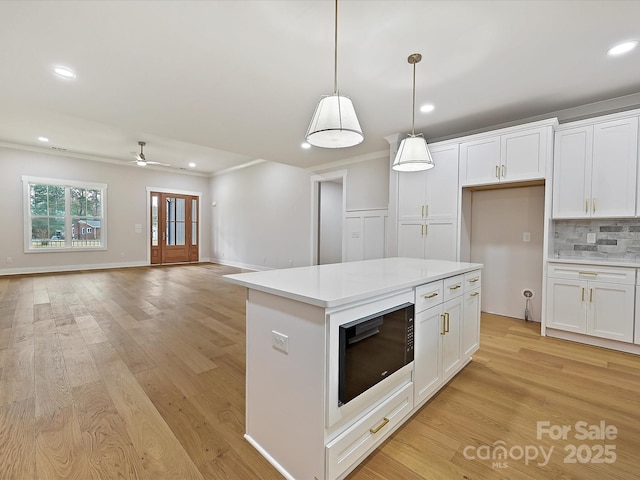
306 0 363 148
392 53 434 172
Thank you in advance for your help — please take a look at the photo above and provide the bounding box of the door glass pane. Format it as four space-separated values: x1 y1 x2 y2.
151 195 159 246
191 198 197 246
166 197 185 246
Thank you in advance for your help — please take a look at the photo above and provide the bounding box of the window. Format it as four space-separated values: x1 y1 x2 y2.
22 176 107 251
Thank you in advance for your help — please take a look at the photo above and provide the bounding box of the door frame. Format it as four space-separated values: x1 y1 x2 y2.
146 186 202 265
310 171 347 266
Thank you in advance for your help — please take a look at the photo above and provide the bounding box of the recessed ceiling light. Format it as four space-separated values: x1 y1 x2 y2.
52 66 77 79
38 136 49 143
189 162 196 168
301 142 311 149
607 40 638 56
420 104 435 113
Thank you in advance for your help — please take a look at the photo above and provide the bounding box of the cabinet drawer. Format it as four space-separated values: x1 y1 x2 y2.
443 275 464 301
547 263 635 285
326 382 413 480
415 281 444 312
464 270 482 292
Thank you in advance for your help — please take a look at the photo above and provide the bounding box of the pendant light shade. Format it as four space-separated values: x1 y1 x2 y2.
392 53 434 172
306 94 363 148
393 134 434 171
305 0 363 148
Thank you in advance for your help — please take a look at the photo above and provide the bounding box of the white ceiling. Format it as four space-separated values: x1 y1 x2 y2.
1 0 639 176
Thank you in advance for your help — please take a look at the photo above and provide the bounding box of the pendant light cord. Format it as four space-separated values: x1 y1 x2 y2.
334 0 338 94
411 60 416 135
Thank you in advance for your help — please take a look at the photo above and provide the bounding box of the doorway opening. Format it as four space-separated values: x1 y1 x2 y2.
149 190 199 264
310 171 347 265
461 182 545 321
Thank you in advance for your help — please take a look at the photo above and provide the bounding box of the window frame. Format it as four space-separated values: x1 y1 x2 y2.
22 176 108 253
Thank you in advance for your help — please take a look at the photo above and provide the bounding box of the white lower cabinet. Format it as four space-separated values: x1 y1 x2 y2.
326 382 414 480
441 296 463 381
462 288 481 357
398 220 457 261
546 264 635 343
414 305 443 404
413 270 480 407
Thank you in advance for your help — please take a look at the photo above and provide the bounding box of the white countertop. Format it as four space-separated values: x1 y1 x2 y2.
224 257 483 308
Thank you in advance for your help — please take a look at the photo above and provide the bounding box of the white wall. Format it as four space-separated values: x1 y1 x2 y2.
470 186 545 322
318 181 343 265
339 156 389 211
211 155 390 271
210 161 312 270
0 146 211 275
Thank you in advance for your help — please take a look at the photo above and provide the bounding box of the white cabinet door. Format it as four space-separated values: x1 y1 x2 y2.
587 281 634 343
397 143 458 221
399 221 456 261
413 305 443 405
591 117 638 218
398 222 426 259
425 221 457 261
461 289 481 358
441 296 463 381
545 277 587 333
460 136 501 186
397 170 427 220
553 117 639 219
552 126 593 218
501 127 546 182
426 144 459 219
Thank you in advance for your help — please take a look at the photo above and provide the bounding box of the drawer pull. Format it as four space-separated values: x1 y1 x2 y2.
441 314 446 335
590 288 593 303
581 287 585 301
445 312 450 333
470 292 479 297
369 417 390 434
424 292 439 299
449 284 461 290
578 271 598 276
468 277 479 283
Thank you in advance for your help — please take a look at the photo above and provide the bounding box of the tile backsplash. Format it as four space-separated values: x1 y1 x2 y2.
553 219 640 261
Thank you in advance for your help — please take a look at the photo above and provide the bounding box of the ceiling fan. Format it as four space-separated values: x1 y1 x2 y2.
130 141 170 167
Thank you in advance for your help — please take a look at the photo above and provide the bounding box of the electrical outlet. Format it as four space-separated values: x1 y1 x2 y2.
523 232 531 242
587 233 596 244
272 330 289 353
6 257 12 263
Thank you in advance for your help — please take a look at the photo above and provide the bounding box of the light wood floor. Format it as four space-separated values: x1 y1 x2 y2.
0 264 639 479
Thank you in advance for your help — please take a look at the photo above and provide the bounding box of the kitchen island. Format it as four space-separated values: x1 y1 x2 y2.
225 257 483 480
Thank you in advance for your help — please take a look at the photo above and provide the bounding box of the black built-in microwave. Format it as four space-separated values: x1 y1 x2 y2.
338 302 414 406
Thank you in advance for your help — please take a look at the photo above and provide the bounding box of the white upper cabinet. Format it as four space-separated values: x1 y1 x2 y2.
397 143 459 221
397 143 459 261
552 126 592 218
459 120 555 187
553 115 638 219
459 137 500 187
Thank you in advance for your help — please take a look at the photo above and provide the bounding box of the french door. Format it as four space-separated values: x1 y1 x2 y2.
150 192 199 264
